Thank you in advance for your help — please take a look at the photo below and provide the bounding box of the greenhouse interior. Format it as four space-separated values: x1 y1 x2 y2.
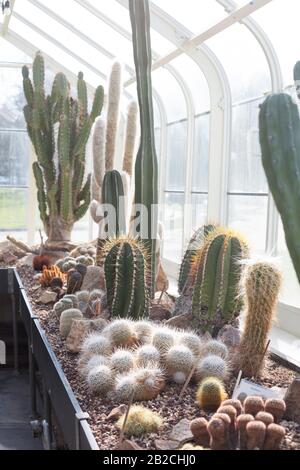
0 0 300 455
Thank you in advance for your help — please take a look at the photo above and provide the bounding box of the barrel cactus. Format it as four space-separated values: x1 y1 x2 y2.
102 238 149 319
178 224 216 294
259 92 300 284
191 228 249 335
22 52 104 242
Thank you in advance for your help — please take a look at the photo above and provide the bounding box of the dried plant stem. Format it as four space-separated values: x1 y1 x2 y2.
119 389 135 445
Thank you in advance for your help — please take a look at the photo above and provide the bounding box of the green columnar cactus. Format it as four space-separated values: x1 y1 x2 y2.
101 170 127 238
129 0 159 297
22 52 104 242
178 224 217 294
103 238 149 319
191 229 249 335
238 261 281 377
294 62 300 100
259 93 300 284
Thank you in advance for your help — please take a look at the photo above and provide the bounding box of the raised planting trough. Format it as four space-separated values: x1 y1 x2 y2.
0 268 99 450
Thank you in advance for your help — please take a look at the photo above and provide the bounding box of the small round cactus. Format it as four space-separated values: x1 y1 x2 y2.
216 405 237 426
111 349 134 374
152 327 175 354
166 345 194 384
64 294 79 308
89 289 103 302
76 290 90 303
236 414 255 450
195 355 228 382
200 340 228 360
264 398 286 423
75 263 88 278
115 374 136 403
59 309 83 338
196 377 228 411
76 255 94 266
116 405 163 437
178 332 202 357
103 319 137 348
246 420 266 450
81 334 112 357
80 354 110 378
87 365 115 395
244 396 264 416
133 366 165 401
190 418 209 447
255 411 274 426
133 321 154 344
221 399 242 416
135 345 160 367
207 417 228 450
263 423 285 450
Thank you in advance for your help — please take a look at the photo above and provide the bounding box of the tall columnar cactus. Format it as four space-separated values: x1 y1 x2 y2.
105 61 122 172
129 0 159 297
23 52 104 242
191 229 249 335
101 170 127 239
178 224 217 294
123 101 138 177
259 93 300 284
238 261 282 378
102 237 149 319
294 62 300 100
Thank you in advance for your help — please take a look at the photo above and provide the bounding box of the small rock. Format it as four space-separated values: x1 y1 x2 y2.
155 439 179 450
284 376 300 424
217 325 241 349
37 290 57 304
154 292 175 310
2 250 18 265
150 303 172 322
169 419 193 445
107 405 127 422
81 265 105 292
166 312 193 329
16 253 34 268
118 439 143 450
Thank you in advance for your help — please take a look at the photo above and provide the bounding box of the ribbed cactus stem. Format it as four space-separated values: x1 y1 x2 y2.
191 228 249 335
294 62 300 100
92 117 106 203
238 261 282 377
259 93 300 284
103 237 149 319
105 61 122 172
101 170 126 239
123 100 138 177
129 0 159 297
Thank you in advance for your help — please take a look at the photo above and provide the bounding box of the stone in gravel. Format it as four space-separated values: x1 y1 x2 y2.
2 251 18 265
16 253 34 268
166 312 193 329
284 377 300 424
149 303 172 322
155 439 179 450
217 325 240 350
81 265 105 292
66 318 108 353
107 405 127 422
37 290 57 304
169 419 193 445
118 439 144 450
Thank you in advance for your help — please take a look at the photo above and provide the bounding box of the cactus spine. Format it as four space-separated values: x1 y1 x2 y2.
191 229 249 335
129 0 159 297
103 238 149 319
178 224 216 294
23 52 104 242
259 93 300 283
238 261 282 377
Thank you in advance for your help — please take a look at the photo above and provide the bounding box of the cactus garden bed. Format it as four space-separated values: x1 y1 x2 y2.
13 262 300 451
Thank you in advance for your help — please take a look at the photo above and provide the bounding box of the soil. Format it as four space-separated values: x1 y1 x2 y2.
9 263 300 450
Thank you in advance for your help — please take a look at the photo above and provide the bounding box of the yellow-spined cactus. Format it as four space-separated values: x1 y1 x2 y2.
196 377 228 411
116 405 163 437
238 261 282 377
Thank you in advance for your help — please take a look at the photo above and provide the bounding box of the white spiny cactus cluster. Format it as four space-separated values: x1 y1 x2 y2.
78 318 230 401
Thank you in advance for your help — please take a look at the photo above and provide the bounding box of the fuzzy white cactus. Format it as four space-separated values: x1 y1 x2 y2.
152 327 176 354
200 340 228 360
122 100 138 177
111 349 135 374
133 321 154 345
87 365 115 395
81 334 112 357
115 374 136 402
195 354 228 383
102 319 137 348
178 332 202 357
79 354 110 379
92 117 106 203
166 345 195 384
105 61 122 171
135 345 160 367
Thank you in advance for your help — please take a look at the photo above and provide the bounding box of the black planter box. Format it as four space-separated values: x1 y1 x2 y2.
0 268 99 450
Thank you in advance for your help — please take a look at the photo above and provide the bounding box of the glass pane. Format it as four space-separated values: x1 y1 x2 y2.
9 17 105 88
0 37 31 63
206 23 271 102
165 121 188 191
14 0 114 76
192 114 210 193
0 131 30 186
229 98 268 194
191 193 208 232
151 0 226 33
252 0 300 88
227 195 268 253
0 68 26 129
278 221 300 308
163 192 184 263
0 188 28 232
152 68 187 122
171 56 210 114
